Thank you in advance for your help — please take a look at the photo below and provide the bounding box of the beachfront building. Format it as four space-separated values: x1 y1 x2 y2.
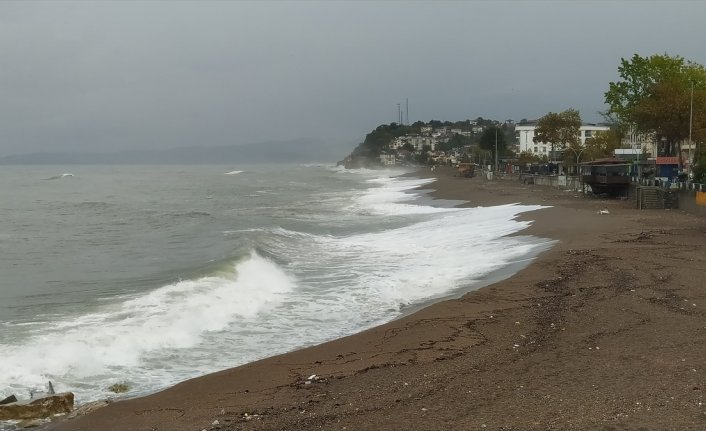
516 121 610 156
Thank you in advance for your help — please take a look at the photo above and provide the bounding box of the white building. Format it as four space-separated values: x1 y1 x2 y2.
409 135 437 151
621 126 657 157
516 121 610 156
379 153 396 165
389 135 437 152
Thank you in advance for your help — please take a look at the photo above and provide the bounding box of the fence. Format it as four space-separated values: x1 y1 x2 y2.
632 179 706 215
515 173 706 216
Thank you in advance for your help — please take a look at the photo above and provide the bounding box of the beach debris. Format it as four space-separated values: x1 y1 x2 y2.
299 374 326 386
17 418 46 428
66 399 112 419
0 395 18 405
0 392 74 421
108 383 130 393
597 209 610 215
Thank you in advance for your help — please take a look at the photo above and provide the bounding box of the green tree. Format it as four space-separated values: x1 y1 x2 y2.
533 109 582 162
583 129 623 161
632 78 706 161
350 123 412 159
604 54 692 124
693 145 706 182
479 126 506 168
517 151 541 168
604 53 706 162
415 144 432 165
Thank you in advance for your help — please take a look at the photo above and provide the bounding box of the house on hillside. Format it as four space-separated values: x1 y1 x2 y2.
379 152 396 166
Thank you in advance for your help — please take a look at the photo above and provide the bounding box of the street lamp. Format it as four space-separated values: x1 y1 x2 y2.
566 146 585 175
689 80 694 178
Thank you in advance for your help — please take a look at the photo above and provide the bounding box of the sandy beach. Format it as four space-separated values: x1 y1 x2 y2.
47 167 706 431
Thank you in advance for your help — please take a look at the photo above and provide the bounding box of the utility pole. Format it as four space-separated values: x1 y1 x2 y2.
494 127 499 173
397 103 401 125
405 98 409 126
689 80 694 177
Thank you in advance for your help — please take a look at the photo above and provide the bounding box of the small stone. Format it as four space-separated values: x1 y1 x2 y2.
107 383 130 393
212 419 219 425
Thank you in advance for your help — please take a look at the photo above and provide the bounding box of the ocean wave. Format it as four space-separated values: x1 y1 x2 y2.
348 176 449 216
42 173 74 180
0 251 294 402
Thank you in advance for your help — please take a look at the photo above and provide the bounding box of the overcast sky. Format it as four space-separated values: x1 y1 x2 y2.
1 0 705 156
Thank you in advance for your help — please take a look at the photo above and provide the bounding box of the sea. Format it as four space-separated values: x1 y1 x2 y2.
0 163 552 420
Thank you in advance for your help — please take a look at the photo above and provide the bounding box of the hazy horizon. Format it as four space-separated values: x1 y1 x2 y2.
2 1 705 158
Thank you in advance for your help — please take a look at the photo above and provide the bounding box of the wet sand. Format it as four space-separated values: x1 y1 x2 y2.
49 167 706 431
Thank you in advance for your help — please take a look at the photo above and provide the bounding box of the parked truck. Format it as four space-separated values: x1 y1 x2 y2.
457 163 475 178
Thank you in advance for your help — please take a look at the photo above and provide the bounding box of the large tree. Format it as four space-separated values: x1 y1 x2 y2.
604 53 706 165
583 129 623 161
533 109 582 162
479 125 507 168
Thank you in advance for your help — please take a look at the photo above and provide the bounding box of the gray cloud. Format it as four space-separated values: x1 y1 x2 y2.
1 0 705 156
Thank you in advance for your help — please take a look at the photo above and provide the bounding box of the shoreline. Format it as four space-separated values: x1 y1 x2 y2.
48 167 706 430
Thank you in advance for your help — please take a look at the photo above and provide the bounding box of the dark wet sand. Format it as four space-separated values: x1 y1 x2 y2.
49 167 706 431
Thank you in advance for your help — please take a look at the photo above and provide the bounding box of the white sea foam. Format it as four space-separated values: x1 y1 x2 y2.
0 252 294 401
0 169 552 410
267 203 547 311
349 176 449 215
224 170 243 175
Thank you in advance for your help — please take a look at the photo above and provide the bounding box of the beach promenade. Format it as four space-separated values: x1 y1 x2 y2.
49 167 706 431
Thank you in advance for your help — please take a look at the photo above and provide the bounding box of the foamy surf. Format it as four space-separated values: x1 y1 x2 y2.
224 170 243 175
0 165 552 414
0 252 294 402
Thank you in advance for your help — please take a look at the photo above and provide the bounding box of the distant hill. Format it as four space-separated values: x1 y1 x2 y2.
0 138 348 165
